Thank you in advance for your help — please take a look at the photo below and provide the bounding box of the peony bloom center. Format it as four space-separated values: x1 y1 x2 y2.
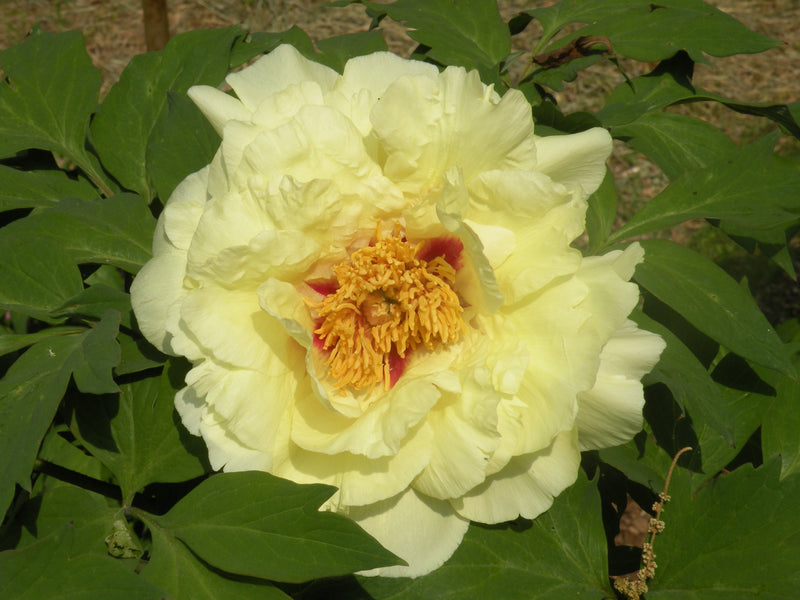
311 224 464 391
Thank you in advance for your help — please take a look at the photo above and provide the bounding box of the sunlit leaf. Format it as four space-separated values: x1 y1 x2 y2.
140 514 290 600
0 29 110 192
346 0 510 83
634 240 795 378
647 459 800 598
0 236 83 322
611 112 738 179
585 168 617 253
91 28 243 200
155 471 402 583
610 134 800 241
146 92 220 202
0 194 155 274
360 472 609 599
523 0 777 63
315 31 389 72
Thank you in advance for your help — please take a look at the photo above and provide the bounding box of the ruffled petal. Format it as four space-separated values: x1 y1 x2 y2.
328 51 439 136
452 428 580 523
412 364 501 499
577 320 665 450
276 421 435 508
226 45 338 112
180 286 291 371
343 487 469 578
533 128 612 196
372 67 536 193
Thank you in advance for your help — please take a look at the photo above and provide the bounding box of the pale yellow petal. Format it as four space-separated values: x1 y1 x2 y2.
187 85 252 136
452 428 580 523
226 44 338 112
344 487 469 578
577 320 665 450
533 127 612 196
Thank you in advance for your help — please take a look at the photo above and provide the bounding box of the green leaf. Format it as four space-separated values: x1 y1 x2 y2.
0 193 155 274
360 472 609 599
140 513 290 600
146 92 220 202
0 236 83 322
761 341 800 480
647 459 800 598
584 168 617 253
525 0 777 63
0 524 165 600
115 331 167 376
0 166 98 212
598 435 669 492
70 361 209 504
91 27 243 200
0 317 120 519
598 53 696 127
353 0 510 83
610 134 800 241
633 311 733 445
155 471 402 583
229 27 316 68
315 31 389 73
634 240 795 378
612 112 738 179
52 285 133 330
9 485 119 556
0 327 86 359
0 29 110 192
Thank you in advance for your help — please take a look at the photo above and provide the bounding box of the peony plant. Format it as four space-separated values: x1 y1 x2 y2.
131 44 664 575
1 0 799 598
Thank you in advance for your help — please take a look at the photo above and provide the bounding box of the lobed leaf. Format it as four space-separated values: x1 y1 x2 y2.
0 193 155 274
522 0 777 63
610 134 800 242
349 0 510 84
0 166 98 212
70 360 209 504
0 313 120 525
611 112 739 180
315 31 389 73
634 240 796 378
0 236 83 323
360 472 609 599
0 29 110 192
91 27 243 200
155 471 402 583
584 168 618 253
647 459 800 598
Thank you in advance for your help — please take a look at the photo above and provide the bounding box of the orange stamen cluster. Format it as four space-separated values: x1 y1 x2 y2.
311 224 463 391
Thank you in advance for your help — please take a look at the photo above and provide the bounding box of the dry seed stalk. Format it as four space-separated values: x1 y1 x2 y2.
613 446 692 600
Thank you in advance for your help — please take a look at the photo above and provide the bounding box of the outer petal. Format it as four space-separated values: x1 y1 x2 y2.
344 487 469 578
577 320 666 450
452 428 580 523
329 52 439 136
130 248 187 353
372 67 537 193
225 45 338 112
533 127 612 196
412 365 501 500
187 85 252 136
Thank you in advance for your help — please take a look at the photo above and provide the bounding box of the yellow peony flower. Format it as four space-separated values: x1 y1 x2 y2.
131 44 665 577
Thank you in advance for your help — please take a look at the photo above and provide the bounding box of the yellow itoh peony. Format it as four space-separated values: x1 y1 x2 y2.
131 44 665 577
